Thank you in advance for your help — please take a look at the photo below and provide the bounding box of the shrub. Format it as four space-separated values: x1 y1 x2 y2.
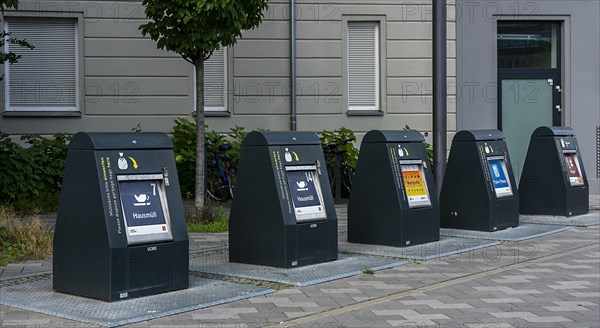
0 132 71 213
171 120 262 199
318 127 359 171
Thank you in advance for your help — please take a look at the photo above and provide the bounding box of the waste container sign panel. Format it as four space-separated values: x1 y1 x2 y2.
286 166 327 222
487 159 513 198
564 153 584 186
400 164 431 208
118 177 172 244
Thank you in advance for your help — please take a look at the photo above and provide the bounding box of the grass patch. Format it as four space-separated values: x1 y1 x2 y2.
0 206 54 266
362 268 375 275
185 199 229 233
188 218 229 233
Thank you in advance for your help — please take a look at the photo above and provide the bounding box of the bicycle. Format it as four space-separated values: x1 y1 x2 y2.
205 136 237 202
322 138 354 197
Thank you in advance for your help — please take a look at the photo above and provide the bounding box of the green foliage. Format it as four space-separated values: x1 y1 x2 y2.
140 0 269 64
187 218 229 233
402 125 433 166
0 133 71 212
172 118 198 199
1 0 35 81
362 268 375 275
318 127 359 170
185 198 229 232
172 119 257 199
228 125 249 168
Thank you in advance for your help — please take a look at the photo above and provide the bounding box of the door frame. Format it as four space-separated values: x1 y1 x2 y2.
497 70 562 130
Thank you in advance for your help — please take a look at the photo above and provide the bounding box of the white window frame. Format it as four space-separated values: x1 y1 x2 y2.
347 21 380 112
3 17 80 112
194 47 228 112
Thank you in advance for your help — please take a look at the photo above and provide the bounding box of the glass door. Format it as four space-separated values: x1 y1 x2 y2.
498 22 562 182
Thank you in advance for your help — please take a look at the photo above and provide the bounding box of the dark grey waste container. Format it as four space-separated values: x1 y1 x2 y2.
440 130 519 232
520 126 589 216
229 131 337 268
53 132 189 302
348 130 439 247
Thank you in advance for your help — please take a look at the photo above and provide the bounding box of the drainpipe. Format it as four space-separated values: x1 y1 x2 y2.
290 0 297 131
433 0 447 195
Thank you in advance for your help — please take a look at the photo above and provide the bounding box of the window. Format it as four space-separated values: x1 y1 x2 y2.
197 48 227 112
4 17 78 112
498 22 559 69
347 22 379 111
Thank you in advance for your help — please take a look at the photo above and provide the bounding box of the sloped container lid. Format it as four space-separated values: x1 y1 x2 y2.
69 132 173 150
532 126 576 137
452 129 505 142
362 130 425 143
242 131 321 146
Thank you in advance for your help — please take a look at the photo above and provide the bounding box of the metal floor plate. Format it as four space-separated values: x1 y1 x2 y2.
190 253 407 286
339 237 500 261
0 274 273 327
440 224 570 241
520 211 600 227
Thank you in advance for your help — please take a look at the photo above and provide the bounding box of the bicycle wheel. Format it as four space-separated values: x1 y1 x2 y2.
227 167 237 199
206 166 230 202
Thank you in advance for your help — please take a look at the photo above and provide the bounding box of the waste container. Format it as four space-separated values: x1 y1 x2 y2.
348 130 439 247
520 126 589 216
440 130 519 231
53 132 189 302
229 131 337 268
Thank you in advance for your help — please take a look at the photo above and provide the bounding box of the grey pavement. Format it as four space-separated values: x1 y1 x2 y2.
1 202 599 327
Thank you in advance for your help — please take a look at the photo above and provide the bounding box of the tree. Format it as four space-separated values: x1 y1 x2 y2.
1 0 34 80
140 0 268 209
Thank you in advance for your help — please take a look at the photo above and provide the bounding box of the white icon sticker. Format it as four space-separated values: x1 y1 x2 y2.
284 148 292 162
134 194 150 206
118 152 128 170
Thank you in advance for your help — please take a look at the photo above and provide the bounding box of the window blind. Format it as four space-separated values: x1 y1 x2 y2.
203 48 226 110
5 17 77 111
347 22 379 111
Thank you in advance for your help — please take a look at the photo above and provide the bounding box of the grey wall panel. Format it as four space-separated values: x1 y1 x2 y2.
205 115 290 132
297 113 456 133
388 59 457 77
387 96 457 114
84 77 191 97
85 97 191 115
240 21 289 39
234 59 290 77
234 40 290 58
232 96 289 115
297 22 342 40
296 96 344 114
85 39 177 58
85 58 190 76
387 77 457 96
13 1 147 19
388 40 456 58
387 22 456 40
297 59 342 77
297 40 342 58
84 19 147 38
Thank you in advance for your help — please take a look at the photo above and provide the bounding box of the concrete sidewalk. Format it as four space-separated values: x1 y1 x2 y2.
1 202 599 327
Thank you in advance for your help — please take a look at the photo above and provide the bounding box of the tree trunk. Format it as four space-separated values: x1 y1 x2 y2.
194 58 206 209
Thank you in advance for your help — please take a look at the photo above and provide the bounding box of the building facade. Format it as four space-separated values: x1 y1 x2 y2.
1 0 598 193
